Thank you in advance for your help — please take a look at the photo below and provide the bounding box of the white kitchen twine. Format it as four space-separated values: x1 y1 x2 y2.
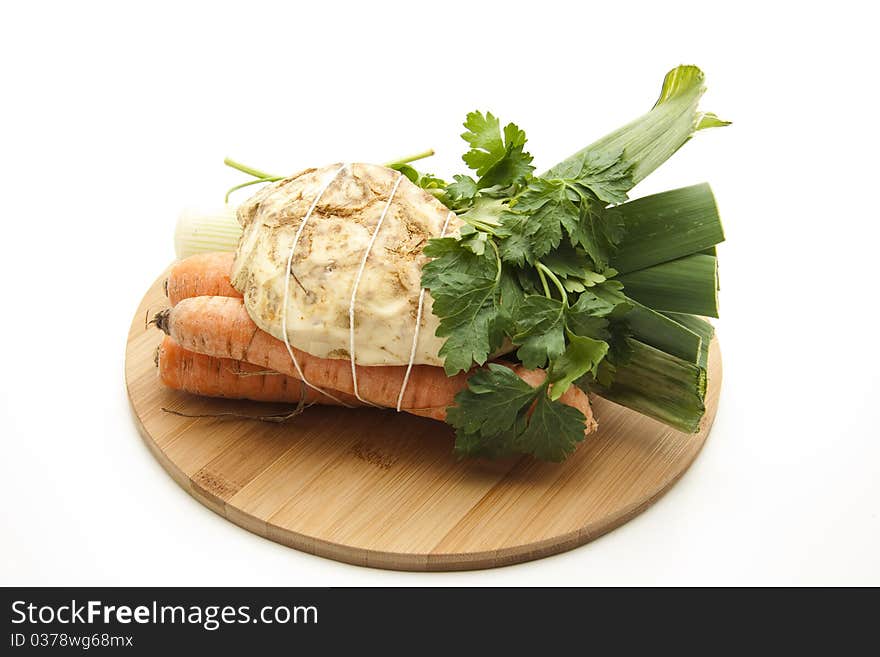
395 210 454 411
348 171 405 405
281 163 351 406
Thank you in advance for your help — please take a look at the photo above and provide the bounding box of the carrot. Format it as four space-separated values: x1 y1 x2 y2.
157 335 359 406
166 252 241 306
153 296 597 431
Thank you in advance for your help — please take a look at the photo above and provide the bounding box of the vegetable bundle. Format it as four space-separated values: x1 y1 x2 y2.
160 65 728 462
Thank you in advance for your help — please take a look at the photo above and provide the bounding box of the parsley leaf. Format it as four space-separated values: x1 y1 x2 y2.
491 146 632 269
461 111 535 190
540 243 594 279
462 196 506 228
422 238 505 375
502 179 576 263
555 148 634 205
495 226 529 266
445 174 478 206
538 242 612 292
446 364 537 438
461 111 505 174
496 212 541 266
446 364 588 462
512 295 567 369
517 389 589 461
548 332 609 401
565 290 616 338
507 290 621 400
498 266 526 317
569 201 627 269
568 200 610 267
458 224 488 255
498 177 626 269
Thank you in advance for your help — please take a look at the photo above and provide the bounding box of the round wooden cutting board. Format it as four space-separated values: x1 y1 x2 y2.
125 271 721 571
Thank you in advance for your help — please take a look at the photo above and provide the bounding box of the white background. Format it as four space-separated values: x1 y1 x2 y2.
1 1 878 586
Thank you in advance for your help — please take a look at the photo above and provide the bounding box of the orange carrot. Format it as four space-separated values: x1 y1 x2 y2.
157 335 359 406
166 252 241 306
153 296 596 431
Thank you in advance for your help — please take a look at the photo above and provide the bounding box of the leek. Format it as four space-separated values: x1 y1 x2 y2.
622 300 703 363
610 183 724 274
593 286 703 364
663 313 714 370
593 339 707 433
544 65 729 186
617 254 719 317
174 206 241 259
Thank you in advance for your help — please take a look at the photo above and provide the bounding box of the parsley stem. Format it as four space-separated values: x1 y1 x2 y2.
225 150 434 183
536 265 552 298
384 149 435 169
488 238 502 283
225 176 284 203
463 219 499 236
536 262 568 305
224 158 278 180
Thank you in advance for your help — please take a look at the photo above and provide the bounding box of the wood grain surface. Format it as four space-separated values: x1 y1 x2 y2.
125 271 722 571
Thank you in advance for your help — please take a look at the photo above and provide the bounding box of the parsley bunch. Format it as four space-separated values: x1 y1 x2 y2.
397 111 639 461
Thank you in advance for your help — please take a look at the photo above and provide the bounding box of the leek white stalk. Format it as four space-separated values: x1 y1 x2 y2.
174 206 242 259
